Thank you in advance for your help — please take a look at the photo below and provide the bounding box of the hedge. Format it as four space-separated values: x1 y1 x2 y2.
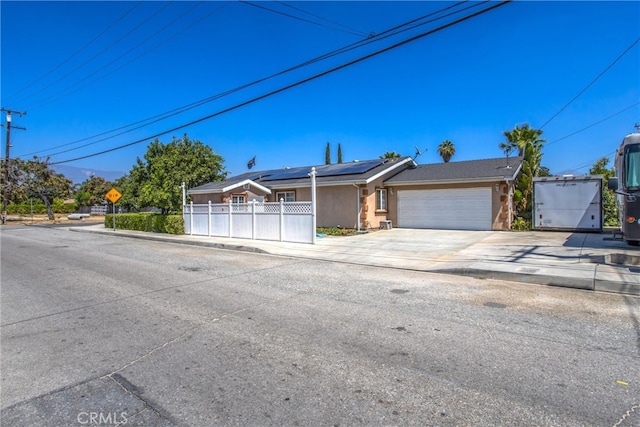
104 212 184 235
6 200 77 214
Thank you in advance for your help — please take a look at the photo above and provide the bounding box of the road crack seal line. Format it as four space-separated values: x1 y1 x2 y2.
107 373 176 425
104 326 199 377
613 402 640 427
205 292 302 325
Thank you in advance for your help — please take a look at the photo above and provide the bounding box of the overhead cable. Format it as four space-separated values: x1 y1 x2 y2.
540 37 640 129
26 2 205 110
546 101 640 147
50 1 511 165
13 2 172 107
275 1 369 37
24 0 474 158
3 1 143 105
239 0 367 37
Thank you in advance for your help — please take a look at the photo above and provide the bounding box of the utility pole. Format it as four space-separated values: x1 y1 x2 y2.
1 108 27 224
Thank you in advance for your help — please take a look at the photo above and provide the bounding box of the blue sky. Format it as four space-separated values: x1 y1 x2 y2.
2 1 639 181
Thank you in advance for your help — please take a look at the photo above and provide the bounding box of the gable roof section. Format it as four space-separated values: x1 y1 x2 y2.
385 156 523 185
189 178 272 195
189 157 416 193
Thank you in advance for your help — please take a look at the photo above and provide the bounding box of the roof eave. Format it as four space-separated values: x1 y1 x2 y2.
365 157 416 184
222 179 272 194
188 188 223 195
387 176 516 186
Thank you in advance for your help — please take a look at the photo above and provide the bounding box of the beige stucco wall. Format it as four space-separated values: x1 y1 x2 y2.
386 181 514 231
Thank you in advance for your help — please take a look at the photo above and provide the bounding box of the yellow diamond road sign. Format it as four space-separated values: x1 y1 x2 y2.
106 188 122 204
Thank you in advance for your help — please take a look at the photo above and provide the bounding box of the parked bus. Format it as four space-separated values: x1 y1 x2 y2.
609 132 640 246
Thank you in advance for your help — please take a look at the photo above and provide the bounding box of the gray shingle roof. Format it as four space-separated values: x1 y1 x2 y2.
384 156 523 184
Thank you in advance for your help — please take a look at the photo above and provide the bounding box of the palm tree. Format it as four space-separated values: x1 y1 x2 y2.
500 124 546 217
379 151 401 159
437 140 455 163
502 124 544 158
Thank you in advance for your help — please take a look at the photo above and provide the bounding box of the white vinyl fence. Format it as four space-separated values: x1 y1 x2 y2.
183 200 315 244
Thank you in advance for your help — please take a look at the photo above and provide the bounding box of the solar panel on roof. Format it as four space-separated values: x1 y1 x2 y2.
260 159 384 182
316 159 383 176
260 166 311 181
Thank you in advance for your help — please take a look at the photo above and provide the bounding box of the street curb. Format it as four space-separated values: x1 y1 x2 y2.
69 227 268 254
433 266 640 296
431 267 594 291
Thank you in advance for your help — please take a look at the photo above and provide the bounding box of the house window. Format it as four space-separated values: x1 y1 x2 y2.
376 188 387 212
276 191 295 202
231 194 246 212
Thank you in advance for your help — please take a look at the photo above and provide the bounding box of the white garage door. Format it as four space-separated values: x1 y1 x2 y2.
397 188 492 230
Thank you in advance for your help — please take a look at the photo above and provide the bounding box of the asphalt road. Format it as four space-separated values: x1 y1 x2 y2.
1 226 639 426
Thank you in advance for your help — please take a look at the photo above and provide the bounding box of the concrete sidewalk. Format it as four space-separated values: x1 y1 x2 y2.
70 224 640 296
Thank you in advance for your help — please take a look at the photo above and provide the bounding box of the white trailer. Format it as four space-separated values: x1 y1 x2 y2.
532 175 603 231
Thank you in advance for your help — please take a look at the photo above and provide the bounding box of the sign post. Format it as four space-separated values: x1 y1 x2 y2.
105 188 122 231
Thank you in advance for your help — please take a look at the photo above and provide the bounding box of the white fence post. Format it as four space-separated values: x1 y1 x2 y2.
208 201 212 237
252 200 257 240
279 198 284 242
228 199 233 238
182 203 186 234
189 201 194 236
310 167 317 244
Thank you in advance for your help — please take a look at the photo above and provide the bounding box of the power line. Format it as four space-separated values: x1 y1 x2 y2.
21 2 231 115
239 0 367 37
546 101 640 146
2 2 143 105
14 2 173 108
275 1 370 37
26 1 206 111
540 37 640 129
556 151 616 175
23 1 475 159
50 1 511 165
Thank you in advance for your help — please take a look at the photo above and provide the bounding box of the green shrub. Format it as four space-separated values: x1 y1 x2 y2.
511 217 531 231
6 199 77 214
164 215 184 235
52 199 77 213
7 203 45 214
104 212 184 234
317 227 357 236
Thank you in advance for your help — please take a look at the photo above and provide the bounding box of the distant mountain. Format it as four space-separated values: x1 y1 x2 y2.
52 165 126 184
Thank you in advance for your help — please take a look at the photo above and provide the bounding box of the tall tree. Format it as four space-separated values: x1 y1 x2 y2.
75 175 113 207
128 134 227 214
113 173 139 213
590 157 619 226
337 143 343 164
13 157 72 219
1 158 28 204
379 151 401 159
500 124 545 217
437 140 455 163
325 142 331 165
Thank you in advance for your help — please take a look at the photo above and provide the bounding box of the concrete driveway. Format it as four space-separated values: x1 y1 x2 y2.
72 224 640 295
